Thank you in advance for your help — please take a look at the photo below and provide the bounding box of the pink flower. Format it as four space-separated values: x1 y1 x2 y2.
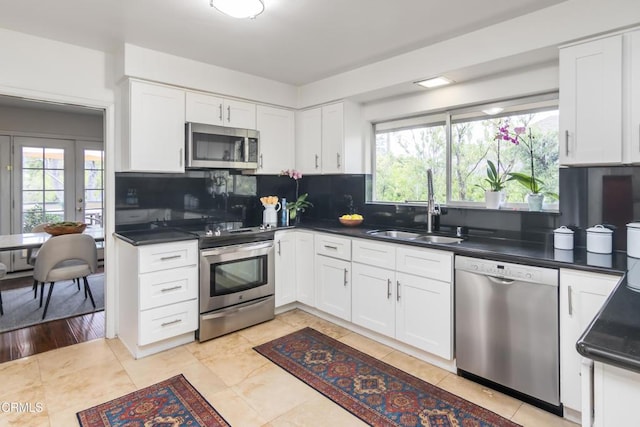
281 169 302 180
514 127 526 135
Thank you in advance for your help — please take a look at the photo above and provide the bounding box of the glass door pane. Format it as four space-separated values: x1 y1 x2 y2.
79 145 104 226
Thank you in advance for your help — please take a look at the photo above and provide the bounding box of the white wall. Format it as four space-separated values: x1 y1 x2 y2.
362 62 559 123
120 44 298 109
299 0 640 108
0 106 103 139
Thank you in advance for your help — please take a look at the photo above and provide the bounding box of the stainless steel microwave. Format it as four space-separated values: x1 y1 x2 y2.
186 122 259 169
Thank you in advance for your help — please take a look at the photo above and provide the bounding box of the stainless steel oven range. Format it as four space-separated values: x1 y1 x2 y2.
198 239 275 342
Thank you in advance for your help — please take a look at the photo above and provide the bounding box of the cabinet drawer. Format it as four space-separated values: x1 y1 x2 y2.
139 266 198 310
315 233 351 260
352 238 396 269
396 246 452 282
138 241 197 273
138 299 198 346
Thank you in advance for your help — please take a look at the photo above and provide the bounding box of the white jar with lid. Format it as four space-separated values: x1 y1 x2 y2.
554 226 574 250
586 225 613 254
627 222 640 258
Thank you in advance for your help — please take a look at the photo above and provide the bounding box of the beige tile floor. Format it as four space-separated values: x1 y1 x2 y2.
0 309 578 427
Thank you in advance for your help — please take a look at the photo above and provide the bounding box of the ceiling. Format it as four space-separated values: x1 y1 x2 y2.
0 0 566 87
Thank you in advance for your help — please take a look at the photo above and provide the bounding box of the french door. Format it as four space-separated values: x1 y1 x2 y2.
10 136 104 270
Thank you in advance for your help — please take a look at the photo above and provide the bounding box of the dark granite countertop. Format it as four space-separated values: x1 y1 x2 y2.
113 228 199 245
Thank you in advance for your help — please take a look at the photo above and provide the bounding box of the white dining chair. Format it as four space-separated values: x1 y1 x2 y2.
33 234 98 320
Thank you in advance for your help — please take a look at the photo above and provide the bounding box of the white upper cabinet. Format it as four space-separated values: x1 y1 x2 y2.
560 34 623 165
256 105 295 174
625 30 640 163
296 107 322 173
118 79 186 173
185 92 256 129
295 101 364 174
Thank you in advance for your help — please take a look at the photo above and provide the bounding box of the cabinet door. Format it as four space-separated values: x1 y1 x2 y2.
225 99 256 130
256 105 295 174
275 232 296 307
295 108 322 174
594 362 640 427
395 272 453 360
626 30 640 163
559 35 622 165
315 255 351 321
352 263 395 337
129 81 185 172
185 92 224 126
295 231 316 307
321 103 344 174
560 269 620 412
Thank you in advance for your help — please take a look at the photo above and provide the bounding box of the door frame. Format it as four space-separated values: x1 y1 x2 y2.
0 84 116 339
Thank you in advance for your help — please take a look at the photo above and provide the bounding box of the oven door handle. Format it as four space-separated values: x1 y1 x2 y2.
200 240 273 257
200 296 273 320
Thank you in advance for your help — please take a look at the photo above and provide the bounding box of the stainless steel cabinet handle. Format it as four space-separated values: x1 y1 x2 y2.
396 281 400 301
315 154 319 169
387 279 392 299
160 285 182 293
227 105 231 122
160 255 181 261
260 153 263 168
161 319 182 327
343 268 348 286
219 104 223 122
568 285 573 316
565 130 569 156
277 240 281 255
337 153 341 168
179 148 183 167
324 245 338 250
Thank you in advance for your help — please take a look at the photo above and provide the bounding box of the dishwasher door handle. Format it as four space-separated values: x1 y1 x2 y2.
487 276 516 285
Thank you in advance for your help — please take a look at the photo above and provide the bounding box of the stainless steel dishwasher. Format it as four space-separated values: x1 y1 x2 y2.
455 255 561 415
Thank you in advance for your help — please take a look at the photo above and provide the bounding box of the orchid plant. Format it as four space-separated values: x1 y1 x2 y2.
479 121 518 192
281 169 313 220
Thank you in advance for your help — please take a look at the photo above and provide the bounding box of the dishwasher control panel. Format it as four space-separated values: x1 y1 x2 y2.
455 256 558 286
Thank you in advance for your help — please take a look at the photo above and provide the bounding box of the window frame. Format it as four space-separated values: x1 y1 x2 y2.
371 93 560 211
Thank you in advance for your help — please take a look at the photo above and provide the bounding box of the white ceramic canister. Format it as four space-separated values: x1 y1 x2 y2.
627 223 640 258
553 226 574 250
586 224 613 254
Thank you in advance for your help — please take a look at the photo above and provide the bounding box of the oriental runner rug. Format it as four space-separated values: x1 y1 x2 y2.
254 327 521 427
76 374 230 427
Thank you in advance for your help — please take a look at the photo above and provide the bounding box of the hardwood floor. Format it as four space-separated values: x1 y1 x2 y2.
0 310 105 363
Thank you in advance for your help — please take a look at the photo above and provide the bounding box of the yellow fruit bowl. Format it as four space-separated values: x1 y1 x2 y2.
339 217 363 227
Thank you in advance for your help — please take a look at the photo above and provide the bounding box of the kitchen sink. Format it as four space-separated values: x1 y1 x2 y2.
414 235 463 244
366 230 421 239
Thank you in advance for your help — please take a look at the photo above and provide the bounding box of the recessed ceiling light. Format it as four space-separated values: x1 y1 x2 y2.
415 76 453 89
210 0 264 19
482 107 505 115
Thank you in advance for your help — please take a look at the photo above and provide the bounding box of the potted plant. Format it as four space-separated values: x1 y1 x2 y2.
481 159 511 209
281 169 313 224
499 126 558 211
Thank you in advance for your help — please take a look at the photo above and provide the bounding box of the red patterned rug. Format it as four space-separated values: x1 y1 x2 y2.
76 374 230 427
254 327 521 427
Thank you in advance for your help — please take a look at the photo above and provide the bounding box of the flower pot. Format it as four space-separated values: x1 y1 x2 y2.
527 193 544 211
485 191 503 209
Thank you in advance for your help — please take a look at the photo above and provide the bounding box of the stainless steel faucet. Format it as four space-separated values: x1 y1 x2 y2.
426 169 439 233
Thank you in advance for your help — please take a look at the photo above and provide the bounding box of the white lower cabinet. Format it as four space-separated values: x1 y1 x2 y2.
275 231 297 307
295 231 316 307
395 271 452 359
559 269 620 416
315 255 351 321
351 238 453 360
116 239 199 358
593 362 640 426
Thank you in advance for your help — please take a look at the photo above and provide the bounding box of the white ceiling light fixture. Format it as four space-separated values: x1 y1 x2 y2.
210 0 264 19
482 107 505 115
415 76 453 89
